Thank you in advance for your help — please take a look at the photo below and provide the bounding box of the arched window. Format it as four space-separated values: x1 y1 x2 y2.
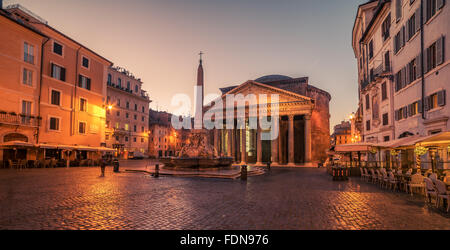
4 133 28 142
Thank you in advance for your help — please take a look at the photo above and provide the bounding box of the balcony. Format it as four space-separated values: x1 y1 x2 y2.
0 112 41 127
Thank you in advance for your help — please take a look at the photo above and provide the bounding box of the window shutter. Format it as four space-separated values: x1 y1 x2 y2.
415 7 421 33
87 78 91 90
50 63 54 77
407 104 411 117
418 99 423 113
396 0 402 21
424 96 430 111
405 64 410 85
423 48 429 73
423 0 428 24
61 67 66 82
406 20 410 41
78 75 82 87
416 54 422 78
436 36 445 65
402 67 407 88
395 110 399 121
400 26 405 48
437 0 444 10
438 90 446 106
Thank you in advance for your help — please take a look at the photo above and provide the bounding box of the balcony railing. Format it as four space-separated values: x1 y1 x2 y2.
0 112 41 127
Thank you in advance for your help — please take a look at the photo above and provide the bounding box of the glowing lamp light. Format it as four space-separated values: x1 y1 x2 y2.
108 105 113 110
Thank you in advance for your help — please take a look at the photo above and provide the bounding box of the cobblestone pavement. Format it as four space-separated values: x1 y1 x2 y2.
0 161 449 230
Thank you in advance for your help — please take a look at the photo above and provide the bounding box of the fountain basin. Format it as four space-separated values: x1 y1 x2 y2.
160 157 234 169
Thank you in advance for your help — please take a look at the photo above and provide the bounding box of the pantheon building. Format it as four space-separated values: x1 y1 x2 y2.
206 75 331 166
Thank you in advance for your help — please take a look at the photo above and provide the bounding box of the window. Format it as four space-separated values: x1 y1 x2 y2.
381 82 388 101
396 0 402 21
382 113 389 126
125 124 129 131
141 138 144 143
409 102 418 116
53 41 63 56
49 117 60 131
366 120 371 131
142 116 145 122
395 107 408 120
117 99 121 107
106 121 110 128
107 74 112 85
118 78 122 88
127 81 131 90
134 125 137 132
141 126 145 132
80 98 87 112
134 114 137 120
126 102 130 109
395 69 403 92
407 13 416 41
51 90 61 106
116 111 120 117
22 68 33 86
105 135 109 140
427 42 437 72
79 122 86 134
125 137 129 142
126 113 129 119
368 40 374 59
134 104 137 111
22 100 31 115
384 51 390 71
115 122 119 129
142 106 145 113
135 85 138 93
78 75 91 90
382 14 391 41
425 36 445 72
51 63 66 81
427 93 438 110
24 42 34 64
425 0 443 22
384 136 390 142
133 137 137 142
82 57 89 68
365 94 370 110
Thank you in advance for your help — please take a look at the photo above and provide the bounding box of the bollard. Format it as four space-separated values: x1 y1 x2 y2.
241 165 248 181
154 164 159 178
113 159 120 173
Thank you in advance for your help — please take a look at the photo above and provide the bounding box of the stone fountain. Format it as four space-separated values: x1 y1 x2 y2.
160 53 233 169
160 130 233 169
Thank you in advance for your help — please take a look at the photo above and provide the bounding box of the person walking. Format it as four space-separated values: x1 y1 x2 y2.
100 158 106 177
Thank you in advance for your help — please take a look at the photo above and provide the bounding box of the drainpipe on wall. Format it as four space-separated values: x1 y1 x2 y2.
420 0 426 120
36 37 50 144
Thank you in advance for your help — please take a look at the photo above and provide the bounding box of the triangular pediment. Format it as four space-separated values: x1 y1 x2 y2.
222 80 312 104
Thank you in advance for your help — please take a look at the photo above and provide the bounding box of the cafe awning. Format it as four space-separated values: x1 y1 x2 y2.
415 132 450 146
335 143 373 152
97 147 115 152
373 135 421 149
0 141 35 148
38 143 58 149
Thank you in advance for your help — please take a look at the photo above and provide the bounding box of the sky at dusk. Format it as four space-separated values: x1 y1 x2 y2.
5 0 367 130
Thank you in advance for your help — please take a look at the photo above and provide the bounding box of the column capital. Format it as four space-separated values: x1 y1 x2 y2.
288 114 295 120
